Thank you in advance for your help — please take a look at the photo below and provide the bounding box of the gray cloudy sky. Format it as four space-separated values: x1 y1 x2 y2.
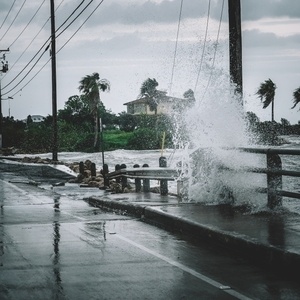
0 0 300 123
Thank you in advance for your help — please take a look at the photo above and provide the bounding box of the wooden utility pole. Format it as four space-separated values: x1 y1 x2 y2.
0 78 2 149
50 0 58 161
0 48 10 148
228 0 243 106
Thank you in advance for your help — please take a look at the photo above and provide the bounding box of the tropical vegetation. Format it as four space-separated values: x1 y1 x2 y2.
291 87 300 110
78 72 110 150
256 78 277 122
1 74 300 153
139 78 160 114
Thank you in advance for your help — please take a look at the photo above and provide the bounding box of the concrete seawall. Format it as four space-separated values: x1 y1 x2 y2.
0 158 77 180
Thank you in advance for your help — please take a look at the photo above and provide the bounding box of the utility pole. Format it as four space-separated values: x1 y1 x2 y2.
0 48 10 149
228 0 243 106
50 0 58 161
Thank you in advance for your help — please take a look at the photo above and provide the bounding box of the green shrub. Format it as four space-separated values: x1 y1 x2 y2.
103 131 133 150
127 128 159 150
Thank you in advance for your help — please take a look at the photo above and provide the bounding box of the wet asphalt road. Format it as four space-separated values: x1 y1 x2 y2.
1 172 300 300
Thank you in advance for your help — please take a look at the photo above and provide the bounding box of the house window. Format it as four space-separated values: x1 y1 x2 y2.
134 103 146 114
127 105 134 114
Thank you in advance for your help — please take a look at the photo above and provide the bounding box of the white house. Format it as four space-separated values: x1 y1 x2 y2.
123 91 193 115
22 115 45 123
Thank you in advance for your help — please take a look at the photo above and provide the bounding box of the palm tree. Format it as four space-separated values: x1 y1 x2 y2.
256 79 276 122
140 78 159 114
79 72 110 150
183 88 196 107
291 87 300 109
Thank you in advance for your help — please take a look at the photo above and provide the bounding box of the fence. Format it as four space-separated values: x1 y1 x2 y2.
106 158 177 195
104 148 300 209
237 147 300 209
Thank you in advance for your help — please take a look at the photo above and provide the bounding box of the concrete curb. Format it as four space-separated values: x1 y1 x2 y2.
87 196 300 275
87 197 145 216
143 206 300 273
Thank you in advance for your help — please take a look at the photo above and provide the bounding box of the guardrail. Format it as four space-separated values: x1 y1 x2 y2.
106 157 178 195
237 147 300 209
104 148 299 209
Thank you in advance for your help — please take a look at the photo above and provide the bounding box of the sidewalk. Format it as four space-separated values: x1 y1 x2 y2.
87 191 300 275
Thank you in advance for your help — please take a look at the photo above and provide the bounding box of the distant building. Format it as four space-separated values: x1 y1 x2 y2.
22 115 45 123
123 91 192 115
31 115 45 123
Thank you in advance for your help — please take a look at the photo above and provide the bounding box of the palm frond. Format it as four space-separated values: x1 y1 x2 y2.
256 78 276 109
291 87 300 109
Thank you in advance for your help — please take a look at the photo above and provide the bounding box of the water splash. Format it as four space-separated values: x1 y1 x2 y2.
173 71 266 209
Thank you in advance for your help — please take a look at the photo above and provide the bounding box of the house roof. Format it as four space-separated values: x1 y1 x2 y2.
123 95 187 106
123 97 148 105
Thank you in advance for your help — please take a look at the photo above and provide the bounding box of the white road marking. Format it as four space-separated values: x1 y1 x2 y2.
115 234 253 300
0 179 28 195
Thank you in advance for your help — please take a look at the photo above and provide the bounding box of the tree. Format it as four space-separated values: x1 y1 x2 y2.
182 88 196 110
256 79 276 122
246 111 260 125
183 88 195 102
140 78 159 114
118 111 137 132
64 95 89 115
26 115 33 127
78 72 110 150
291 87 300 110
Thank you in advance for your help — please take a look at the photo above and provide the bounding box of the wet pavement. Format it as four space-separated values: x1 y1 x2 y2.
1 170 300 299
89 192 300 275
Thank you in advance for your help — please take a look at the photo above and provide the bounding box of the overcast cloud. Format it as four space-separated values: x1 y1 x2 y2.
0 0 300 124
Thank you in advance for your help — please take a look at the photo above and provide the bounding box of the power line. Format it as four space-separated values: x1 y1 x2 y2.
200 0 225 102
0 0 27 43
169 0 184 95
2 38 51 90
56 0 94 38
0 0 17 32
5 0 105 97
2 0 77 89
3 0 93 91
9 0 47 48
3 0 90 95
2 47 49 96
194 0 211 94
56 0 86 33
3 18 50 78
3 0 65 77
57 0 105 53
10 57 50 98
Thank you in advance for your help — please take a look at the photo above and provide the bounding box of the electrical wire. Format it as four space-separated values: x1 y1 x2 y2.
9 0 47 48
200 0 225 102
9 58 50 98
3 0 65 77
194 0 211 94
2 47 49 96
2 0 76 88
56 0 86 33
169 0 184 95
5 0 105 97
0 0 17 32
3 0 92 90
0 0 27 43
2 38 51 90
57 0 104 53
3 18 50 78
56 0 94 39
